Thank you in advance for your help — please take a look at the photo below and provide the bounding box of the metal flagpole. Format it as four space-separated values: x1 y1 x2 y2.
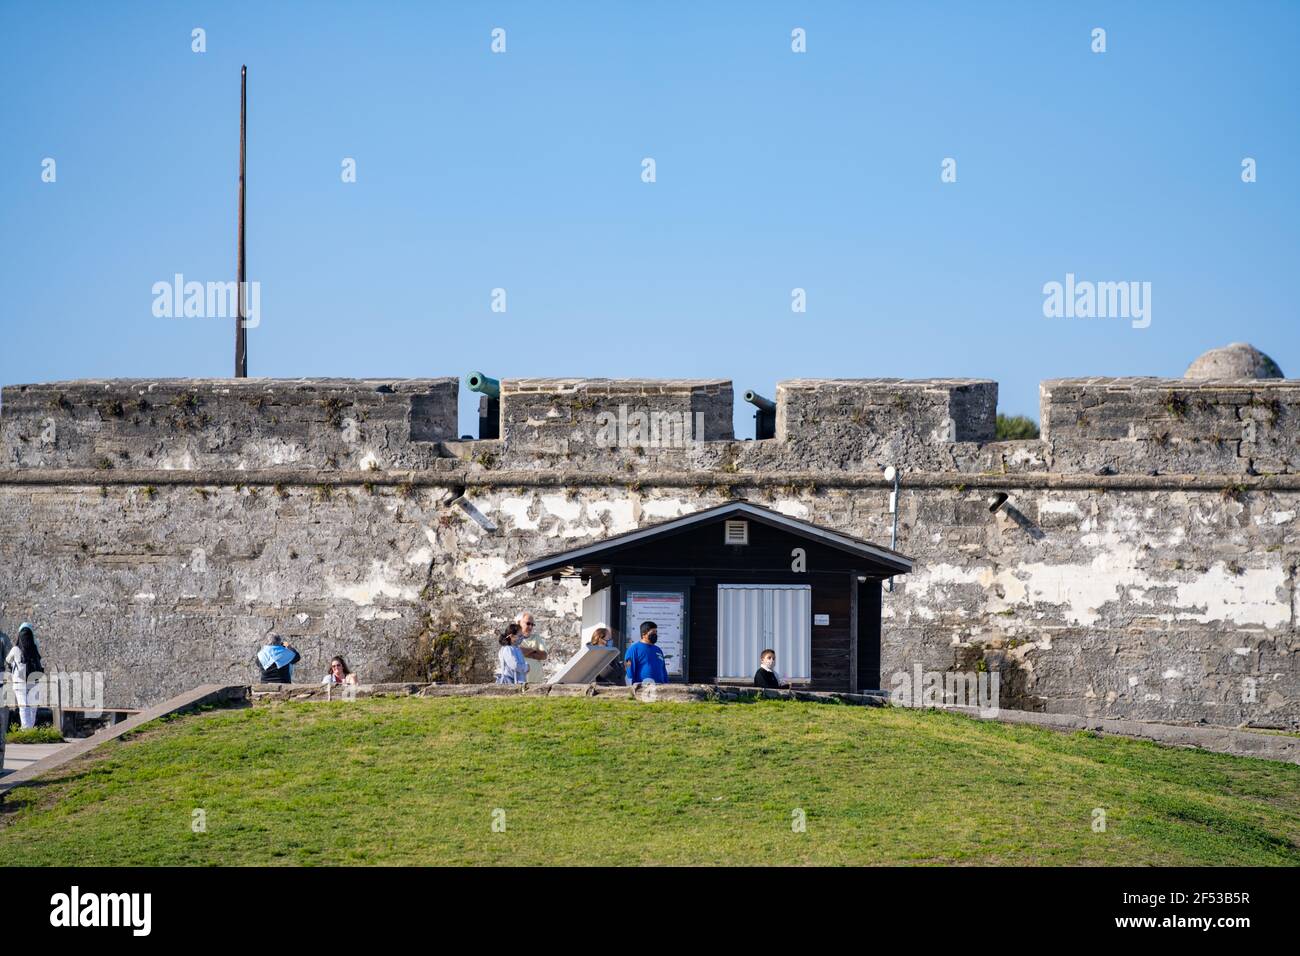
235 65 248 378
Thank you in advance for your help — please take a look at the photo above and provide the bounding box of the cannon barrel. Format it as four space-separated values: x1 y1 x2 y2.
467 371 500 398
746 389 777 440
468 372 501 439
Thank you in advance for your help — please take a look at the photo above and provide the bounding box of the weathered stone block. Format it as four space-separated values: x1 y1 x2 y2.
0 378 458 471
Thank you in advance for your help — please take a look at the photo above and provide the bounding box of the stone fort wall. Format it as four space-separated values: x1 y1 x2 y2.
1 375 1296 726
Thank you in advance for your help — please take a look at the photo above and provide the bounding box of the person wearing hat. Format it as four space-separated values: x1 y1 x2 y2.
5 622 44 729
255 635 301 684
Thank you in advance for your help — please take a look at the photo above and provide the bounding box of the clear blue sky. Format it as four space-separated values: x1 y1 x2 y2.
2 1 1296 437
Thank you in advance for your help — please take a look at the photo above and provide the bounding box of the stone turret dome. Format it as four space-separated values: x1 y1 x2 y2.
1184 343 1284 379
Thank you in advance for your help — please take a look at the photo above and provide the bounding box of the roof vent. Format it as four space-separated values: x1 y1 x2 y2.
724 519 749 545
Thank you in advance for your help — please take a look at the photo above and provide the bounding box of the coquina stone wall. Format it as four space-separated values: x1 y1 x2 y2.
0 375 1296 728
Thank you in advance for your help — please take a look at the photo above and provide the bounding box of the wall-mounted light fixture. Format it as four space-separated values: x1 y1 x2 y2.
988 492 1009 514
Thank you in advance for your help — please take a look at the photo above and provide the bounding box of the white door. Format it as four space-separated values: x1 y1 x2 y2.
581 587 611 644
717 585 812 682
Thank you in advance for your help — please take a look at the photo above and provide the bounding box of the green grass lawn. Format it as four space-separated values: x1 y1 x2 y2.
2 697 1298 865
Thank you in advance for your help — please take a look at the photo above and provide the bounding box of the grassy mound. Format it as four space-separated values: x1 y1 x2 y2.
1 697 1296 865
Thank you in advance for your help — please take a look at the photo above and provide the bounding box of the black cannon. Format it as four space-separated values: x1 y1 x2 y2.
745 389 776 440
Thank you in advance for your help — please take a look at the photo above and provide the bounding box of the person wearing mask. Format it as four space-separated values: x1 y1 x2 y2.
495 624 527 684
255 635 300 684
753 648 787 689
623 621 669 685
5 622 44 729
587 627 623 684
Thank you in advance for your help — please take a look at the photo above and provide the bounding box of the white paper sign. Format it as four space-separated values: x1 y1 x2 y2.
626 590 685 677
814 613 830 626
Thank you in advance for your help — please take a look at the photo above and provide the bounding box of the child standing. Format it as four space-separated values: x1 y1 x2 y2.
753 648 786 689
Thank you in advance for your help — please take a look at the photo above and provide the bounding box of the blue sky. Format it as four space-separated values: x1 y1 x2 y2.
1 1 1296 437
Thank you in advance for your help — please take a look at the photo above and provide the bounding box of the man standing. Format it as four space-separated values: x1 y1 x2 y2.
624 621 669 685
514 612 548 684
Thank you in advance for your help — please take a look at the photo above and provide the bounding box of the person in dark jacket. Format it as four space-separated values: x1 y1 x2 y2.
255 636 300 684
753 648 787 689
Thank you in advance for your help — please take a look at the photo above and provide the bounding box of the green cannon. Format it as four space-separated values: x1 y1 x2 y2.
745 389 776 440
467 371 500 399
466 371 501 440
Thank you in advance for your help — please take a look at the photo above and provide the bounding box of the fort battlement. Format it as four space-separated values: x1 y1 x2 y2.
4 375 1297 478
1041 377 1300 475
0 378 458 473
1 372 1296 727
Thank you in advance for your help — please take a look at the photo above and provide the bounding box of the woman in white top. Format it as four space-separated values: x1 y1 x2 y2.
321 656 358 685
5 622 43 729
494 624 528 684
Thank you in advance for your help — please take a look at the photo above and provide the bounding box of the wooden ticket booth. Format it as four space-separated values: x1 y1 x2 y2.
505 501 912 692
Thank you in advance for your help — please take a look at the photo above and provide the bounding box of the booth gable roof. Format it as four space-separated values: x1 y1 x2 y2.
504 500 914 586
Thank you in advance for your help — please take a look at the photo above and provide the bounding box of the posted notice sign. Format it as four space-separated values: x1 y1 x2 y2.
626 590 685 677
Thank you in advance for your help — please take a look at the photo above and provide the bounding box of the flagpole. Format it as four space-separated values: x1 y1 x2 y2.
235 65 248 378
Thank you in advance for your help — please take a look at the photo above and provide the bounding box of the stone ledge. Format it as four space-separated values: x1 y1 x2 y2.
251 682 425 702
502 378 730 394
940 704 1300 765
1042 376 1300 390
251 681 891 706
6 468 1300 490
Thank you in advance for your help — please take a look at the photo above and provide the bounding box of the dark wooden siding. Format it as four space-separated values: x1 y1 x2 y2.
810 580 852 691
598 515 892 693
857 579 882 691
688 576 718 682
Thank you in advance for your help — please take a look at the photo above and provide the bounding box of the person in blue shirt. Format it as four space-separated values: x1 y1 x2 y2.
624 621 669 685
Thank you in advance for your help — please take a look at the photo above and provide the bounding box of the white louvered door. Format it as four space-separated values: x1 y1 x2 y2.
717 584 811 682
